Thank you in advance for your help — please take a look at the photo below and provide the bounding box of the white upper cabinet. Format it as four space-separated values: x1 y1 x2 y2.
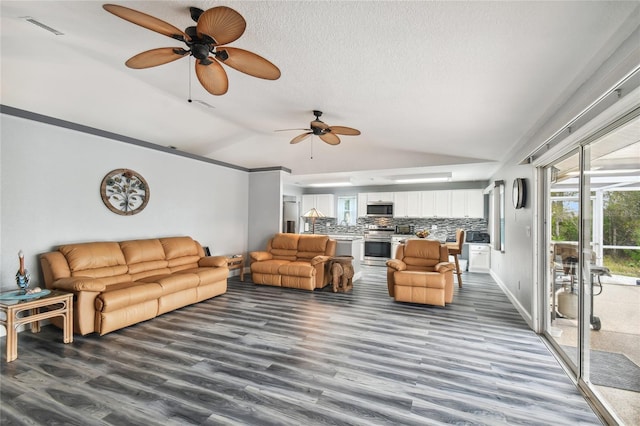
316 194 335 217
302 194 335 217
466 190 485 217
357 189 484 218
450 189 484 218
357 193 368 218
367 192 393 203
433 190 451 217
421 191 451 217
394 191 421 217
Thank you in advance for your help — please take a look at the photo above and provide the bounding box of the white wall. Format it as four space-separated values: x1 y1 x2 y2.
248 170 285 252
488 166 535 325
0 114 249 292
488 22 640 329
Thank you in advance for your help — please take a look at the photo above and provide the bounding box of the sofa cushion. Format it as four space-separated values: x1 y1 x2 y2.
269 234 299 260
160 237 200 259
278 261 315 278
402 241 443 269
138 273 200 295
167 256 200 270
59 242 126 272
251 259 292 275
393 271 445 288
297 235 329 260
121 239 170 277
120 239 165 264
176 267 228 285
96 282 163 313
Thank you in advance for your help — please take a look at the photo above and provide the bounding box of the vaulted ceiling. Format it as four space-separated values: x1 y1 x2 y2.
2 1 638 186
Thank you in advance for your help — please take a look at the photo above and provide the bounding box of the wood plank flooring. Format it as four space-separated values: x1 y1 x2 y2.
1 267 601 425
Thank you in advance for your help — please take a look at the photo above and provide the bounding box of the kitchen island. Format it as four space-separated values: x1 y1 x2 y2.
329 235 363 281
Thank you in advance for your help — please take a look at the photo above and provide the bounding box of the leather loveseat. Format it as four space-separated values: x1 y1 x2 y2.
249 233 336 291
40 236 228 335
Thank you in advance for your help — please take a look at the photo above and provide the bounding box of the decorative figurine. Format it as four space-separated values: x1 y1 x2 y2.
16 250 30 292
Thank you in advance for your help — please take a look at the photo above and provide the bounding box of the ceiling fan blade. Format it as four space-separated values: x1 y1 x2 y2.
217 47 281 80
275 128 311 132
103 4 187 40
311 119 329 130
290 133 312 144
328 126 361 136
195 59 229 95
320 133 341 145
196 6 246 46
125 47 188 69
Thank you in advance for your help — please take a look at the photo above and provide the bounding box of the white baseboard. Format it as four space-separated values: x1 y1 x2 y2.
490 270 533 329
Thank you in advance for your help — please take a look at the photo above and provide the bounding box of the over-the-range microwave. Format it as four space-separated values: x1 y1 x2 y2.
366 202 394 217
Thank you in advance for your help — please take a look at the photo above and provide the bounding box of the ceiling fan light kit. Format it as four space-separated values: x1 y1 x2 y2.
103 4 281 96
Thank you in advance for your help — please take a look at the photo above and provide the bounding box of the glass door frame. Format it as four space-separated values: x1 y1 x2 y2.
535 112 640 426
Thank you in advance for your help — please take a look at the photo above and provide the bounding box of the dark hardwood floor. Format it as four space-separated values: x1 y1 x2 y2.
1 267 601 425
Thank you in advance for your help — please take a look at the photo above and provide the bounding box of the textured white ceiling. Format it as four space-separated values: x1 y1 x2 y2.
2 1 638 186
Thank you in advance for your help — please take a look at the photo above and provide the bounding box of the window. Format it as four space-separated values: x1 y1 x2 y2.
336 196 357 226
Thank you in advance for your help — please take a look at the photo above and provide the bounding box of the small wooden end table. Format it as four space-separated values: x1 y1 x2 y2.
0 289 73 362
330 256 355 293
227 255 245 281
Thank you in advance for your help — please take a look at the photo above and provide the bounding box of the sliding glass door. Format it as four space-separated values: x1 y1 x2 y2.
545 150 581 372
543 114 640 425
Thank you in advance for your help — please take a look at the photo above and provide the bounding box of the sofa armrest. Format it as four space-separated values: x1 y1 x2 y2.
386 259 407 271
250 251 273 262
199 256 228 268
310 255 331 266
435 262 455 273
52 276 107 292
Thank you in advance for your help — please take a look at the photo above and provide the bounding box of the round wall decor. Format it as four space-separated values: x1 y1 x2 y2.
100 169 149 215
512 178 527 209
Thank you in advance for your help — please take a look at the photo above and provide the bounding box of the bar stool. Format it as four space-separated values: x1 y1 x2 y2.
446 229 465 287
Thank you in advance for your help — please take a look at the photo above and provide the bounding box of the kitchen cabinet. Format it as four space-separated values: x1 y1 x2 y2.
468 244 491 273
330 236 364 281
358 189 484 218
357 193 368 218
450 189 484 218
420 190 450 217
393 191 421 217
366 192 394 203
391 235 407 258
302 194 335 217
466 190 485 218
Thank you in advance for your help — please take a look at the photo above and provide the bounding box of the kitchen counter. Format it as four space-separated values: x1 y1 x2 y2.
329 234 364 241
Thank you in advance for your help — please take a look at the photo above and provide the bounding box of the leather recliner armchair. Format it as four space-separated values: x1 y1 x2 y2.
386 239 455 306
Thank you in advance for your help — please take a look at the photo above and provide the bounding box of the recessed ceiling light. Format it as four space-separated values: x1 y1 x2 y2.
308 182 353 187
392 172 452 184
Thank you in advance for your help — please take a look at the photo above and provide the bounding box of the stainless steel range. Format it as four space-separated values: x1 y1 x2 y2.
363 225 394 266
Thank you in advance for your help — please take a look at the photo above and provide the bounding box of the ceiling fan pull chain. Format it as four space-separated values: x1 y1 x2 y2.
188 56 193 103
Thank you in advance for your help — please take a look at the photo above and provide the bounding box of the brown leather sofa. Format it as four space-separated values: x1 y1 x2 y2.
386 239 455 306
249 233 336 290
40 236 228 335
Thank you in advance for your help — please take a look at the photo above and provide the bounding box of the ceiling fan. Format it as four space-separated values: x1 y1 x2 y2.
103 4 281 95
284 110 361 145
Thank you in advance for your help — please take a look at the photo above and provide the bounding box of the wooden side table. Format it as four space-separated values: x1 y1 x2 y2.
0 289 73 362
330 256 354 293
227 255 245 281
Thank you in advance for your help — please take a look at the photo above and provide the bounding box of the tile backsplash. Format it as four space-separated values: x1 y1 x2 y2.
303 216 488 241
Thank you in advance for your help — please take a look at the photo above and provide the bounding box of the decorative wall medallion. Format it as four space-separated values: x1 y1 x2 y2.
512 178 526 209
100 169 149 215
